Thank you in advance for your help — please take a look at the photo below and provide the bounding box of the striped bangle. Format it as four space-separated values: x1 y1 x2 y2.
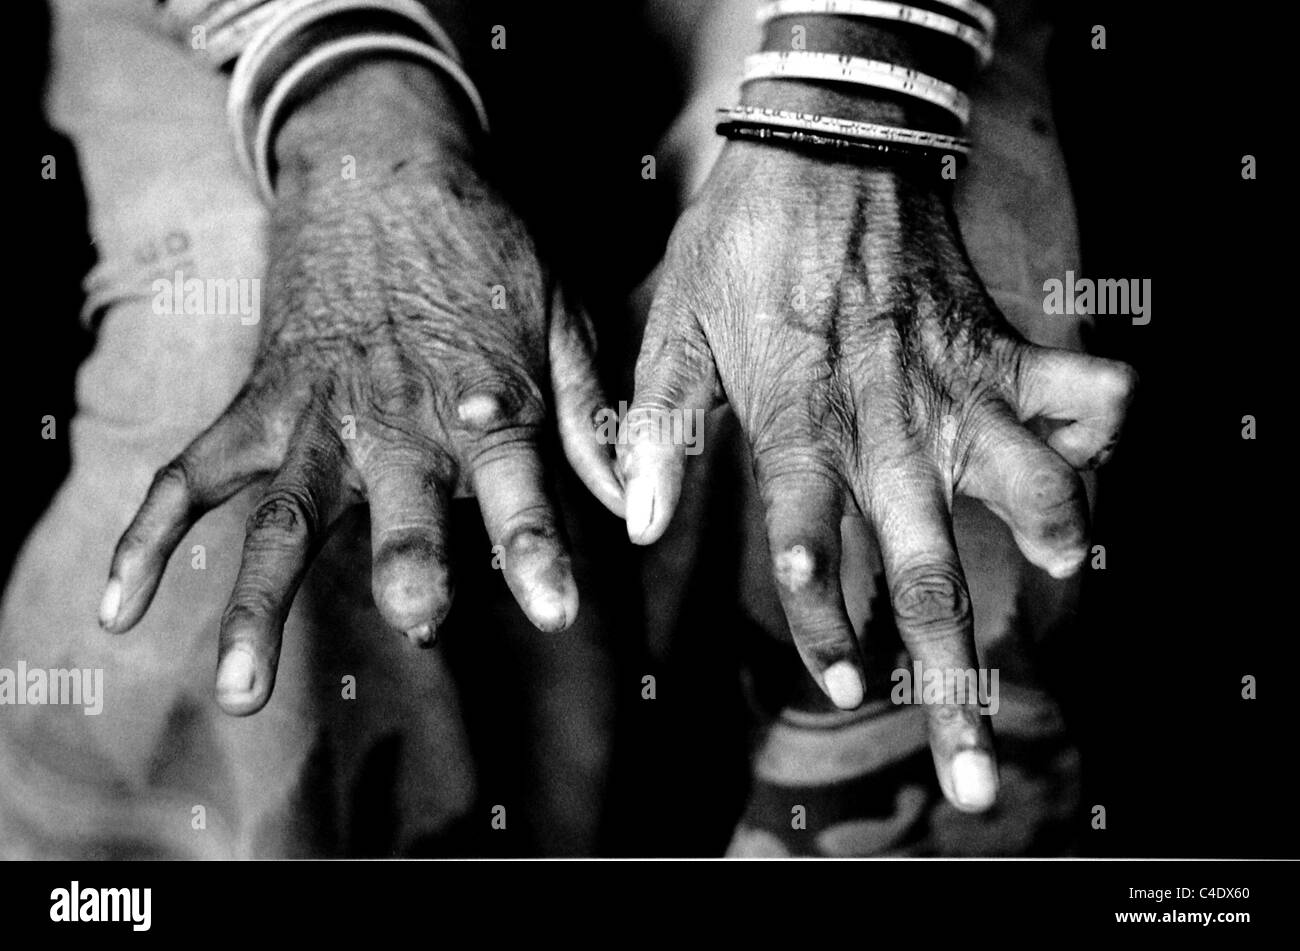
756 0 993 67
743 50 970 125
716 106 970 155
720 124 964 167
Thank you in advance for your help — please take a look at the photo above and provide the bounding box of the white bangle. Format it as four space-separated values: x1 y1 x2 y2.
756 0 993 67
251 32 489 202
930 0 996 37
743 50 970 125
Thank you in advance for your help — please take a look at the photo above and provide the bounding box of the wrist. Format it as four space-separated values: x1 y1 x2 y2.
273 59 478 193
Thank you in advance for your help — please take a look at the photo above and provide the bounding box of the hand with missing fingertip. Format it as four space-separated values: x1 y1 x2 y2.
618 140 1135 812
97 62 622 716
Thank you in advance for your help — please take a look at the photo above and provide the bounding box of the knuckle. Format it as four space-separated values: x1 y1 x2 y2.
150 457 195 500
247 486 316 542
219 602 268 636
753 446 841 496
1014 464 1084 515
793 624 854 660
367 374 427 419
890 564 972 639
503 513 561 560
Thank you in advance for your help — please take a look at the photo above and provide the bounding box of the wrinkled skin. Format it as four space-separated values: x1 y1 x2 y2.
620 141 1136 812
98 64 622 717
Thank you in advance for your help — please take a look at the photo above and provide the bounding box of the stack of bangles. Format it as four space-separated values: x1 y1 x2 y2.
163 0 489 204
718 0 997 168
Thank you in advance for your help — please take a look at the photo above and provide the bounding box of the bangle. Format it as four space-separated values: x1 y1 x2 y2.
756 1 993 67
743 50 970 125
929 0 996 37
719 123 965 169
165 0 462 68
716 105 970 155
252 33 488 202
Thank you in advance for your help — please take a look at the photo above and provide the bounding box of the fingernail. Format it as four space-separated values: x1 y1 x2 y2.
217 649 257 697
98 579 122 629
527 581 577 633
951 750 998 811
823 661 864 709
406 623 435 647
624 474 656 543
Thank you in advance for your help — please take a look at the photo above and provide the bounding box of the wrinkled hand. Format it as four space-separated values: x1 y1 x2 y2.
619 141 1135 811
99 64 621 715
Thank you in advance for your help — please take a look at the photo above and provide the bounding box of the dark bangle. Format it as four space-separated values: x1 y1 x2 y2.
715 106 969 167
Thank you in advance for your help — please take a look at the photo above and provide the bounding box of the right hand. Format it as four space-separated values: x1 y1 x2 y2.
98 62 623 716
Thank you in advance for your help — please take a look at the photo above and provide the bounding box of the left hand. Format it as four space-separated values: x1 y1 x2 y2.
618 139 1136 811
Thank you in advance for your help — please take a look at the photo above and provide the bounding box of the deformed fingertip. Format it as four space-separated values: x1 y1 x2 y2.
405 622 436 648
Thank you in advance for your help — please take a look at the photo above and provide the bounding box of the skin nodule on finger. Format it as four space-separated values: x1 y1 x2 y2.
456 393 505 430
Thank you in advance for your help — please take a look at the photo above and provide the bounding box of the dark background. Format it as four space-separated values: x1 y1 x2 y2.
6 0 1288 857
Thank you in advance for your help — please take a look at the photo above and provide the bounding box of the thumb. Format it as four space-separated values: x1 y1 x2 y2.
617 281 720 545
549 283 625 516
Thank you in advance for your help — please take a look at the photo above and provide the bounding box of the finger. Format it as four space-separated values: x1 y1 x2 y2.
358 441 455 646
102 387 275 634
462 404 578 633
1011 345 1138 469
617 283 719 545
548 285 625 517
861 454 998 813
759 462 865 710
958 403 1091 579
216 414 343 715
